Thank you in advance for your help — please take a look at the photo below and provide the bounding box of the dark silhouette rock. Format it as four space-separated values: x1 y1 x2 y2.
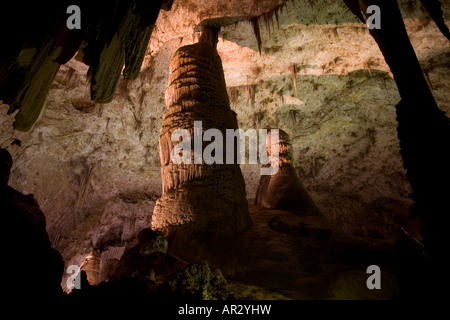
110 229 184 283
1 148 64 301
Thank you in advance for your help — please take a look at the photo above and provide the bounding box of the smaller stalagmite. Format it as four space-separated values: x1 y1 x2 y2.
151 27 252 237
256 130 323 217
80 251 101 286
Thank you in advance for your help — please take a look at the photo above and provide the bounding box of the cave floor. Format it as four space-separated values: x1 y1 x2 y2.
79 204 405 300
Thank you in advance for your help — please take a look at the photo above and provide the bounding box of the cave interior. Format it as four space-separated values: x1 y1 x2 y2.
1 0 449 303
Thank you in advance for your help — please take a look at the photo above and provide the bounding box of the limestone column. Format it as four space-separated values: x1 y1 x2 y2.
256 129 324 218
151 28 252 236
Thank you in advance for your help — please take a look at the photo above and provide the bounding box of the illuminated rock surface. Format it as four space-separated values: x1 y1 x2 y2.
0 0 448 300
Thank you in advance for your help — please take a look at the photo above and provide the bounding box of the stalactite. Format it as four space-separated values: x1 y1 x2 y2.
250 17 262 55
262 12 274 37
247 3 287 55
123 24 155 81
288 63 298 96
253 111 265 128
228 87 239 107
244 85 256 108
289 109 297 125
0 0 171 131
7 40 62 131
91 0 164 102
274 8 280 29
263 3 286 37
278 90 285 104
90 34 125 103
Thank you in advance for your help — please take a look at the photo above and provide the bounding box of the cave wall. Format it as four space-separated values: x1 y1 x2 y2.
1 0 449 289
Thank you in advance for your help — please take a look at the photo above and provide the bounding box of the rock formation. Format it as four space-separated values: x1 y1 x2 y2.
151 28 252 236
256 129 323 217
1 148 64 300
345 0 450 297
1 0 448 302
0 0 173 131
79 251 102 286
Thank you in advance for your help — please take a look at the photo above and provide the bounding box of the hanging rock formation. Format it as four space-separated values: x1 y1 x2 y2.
0 0 173 131
151 28 252 237
256 129 323 217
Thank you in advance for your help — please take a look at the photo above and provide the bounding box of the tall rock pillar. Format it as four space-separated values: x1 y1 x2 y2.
151 28 252 237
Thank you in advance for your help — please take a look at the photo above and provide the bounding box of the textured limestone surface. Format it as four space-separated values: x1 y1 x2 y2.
256 129 322 217
152 40 251 234
1 0 449 290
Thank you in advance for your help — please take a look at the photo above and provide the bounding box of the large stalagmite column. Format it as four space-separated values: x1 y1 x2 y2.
151 28 252 236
